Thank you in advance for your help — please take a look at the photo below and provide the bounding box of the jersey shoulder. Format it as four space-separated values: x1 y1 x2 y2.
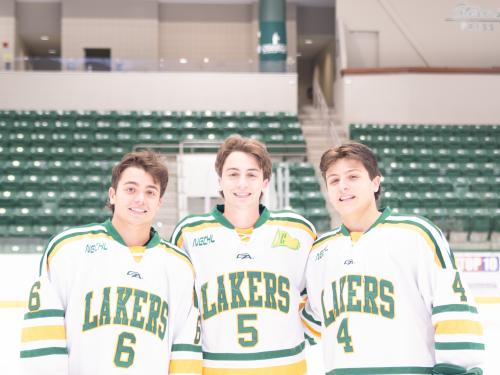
382 212 453 269
170 212 221 246
311 226 344 253
267 209 316 239
40 222 109 275
158 239 195 274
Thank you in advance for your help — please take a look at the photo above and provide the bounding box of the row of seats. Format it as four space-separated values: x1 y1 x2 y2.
375 147 499 163
0 109 297 122
350 123 500 137
380 191 500 209
391 207 500 238
350 123 500 236
383 175 499 193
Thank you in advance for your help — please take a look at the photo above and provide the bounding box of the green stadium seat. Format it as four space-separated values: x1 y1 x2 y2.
15 191 41 207
289 162 315 177
32 224 56 239
59 191 82 207
421 192 441 208
434 176 453 192
35 207 59 225
83 191 105 207
304 191 325 209
0 207 11 225
400 191 421 209
449 208 470 232
469 208 491 234
380 191 400 208
288 191 304 211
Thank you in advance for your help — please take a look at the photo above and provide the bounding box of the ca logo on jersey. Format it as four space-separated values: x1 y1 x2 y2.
193 234 215 247
236 253 253 260
271 229 300 250
127 270 143 279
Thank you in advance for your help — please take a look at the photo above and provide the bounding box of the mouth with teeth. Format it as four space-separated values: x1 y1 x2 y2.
129 207 147 214
234 192 251 198
339 195 355 202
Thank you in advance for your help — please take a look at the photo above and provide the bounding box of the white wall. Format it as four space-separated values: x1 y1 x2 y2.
342 73 500 125
0 71 298 112
338 0 500 68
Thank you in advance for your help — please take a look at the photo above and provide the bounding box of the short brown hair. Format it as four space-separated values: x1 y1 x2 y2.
215 134 272 181
107 150 169 212
320 142 382 200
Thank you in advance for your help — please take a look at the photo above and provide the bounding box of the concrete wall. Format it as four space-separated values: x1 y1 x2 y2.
342 73 500 125
159 4 254 71
338 0 500 68
0 71 297 113
61 0 159 71
312 40 334 106
0 0 15 71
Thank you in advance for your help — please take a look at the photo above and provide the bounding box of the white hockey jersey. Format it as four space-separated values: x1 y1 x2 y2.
302 208 485 375
171 205 316 374
20 220 202 375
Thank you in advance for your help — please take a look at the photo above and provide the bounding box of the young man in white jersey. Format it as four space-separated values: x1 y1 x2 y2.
20 151 202 375
171 135 317 374
302 142 485 375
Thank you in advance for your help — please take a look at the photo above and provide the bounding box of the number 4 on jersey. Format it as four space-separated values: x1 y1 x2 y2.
337 318 354 353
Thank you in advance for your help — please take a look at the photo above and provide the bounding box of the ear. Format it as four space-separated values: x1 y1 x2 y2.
262 178 269 191
372 175 381 193
108 187 116 205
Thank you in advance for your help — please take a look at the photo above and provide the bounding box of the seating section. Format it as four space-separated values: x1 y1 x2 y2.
275 162 331 233
350 123 500 238
0 109 315 252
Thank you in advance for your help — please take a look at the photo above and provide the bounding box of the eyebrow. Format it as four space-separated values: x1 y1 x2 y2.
225 167 260 172
326 168 361 178
123 181 159 191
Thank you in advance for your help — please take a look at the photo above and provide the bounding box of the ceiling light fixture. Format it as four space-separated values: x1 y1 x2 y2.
305 39 313 44
40 35 49 41
179 58 188 64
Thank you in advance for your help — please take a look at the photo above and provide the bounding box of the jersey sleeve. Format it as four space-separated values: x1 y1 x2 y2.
416 223 485 372
300 293 322 344
168 283 202 374
19 271 69 375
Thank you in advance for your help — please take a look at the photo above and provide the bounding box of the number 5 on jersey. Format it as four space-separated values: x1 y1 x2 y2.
237 314 258 347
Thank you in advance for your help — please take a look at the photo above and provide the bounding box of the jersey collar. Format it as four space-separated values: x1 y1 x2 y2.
103 219 161 248
340 207 392 236
212 204 270 229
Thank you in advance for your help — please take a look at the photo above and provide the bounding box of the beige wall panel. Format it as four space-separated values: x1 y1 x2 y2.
338 0 500 68
62 18 159 70
0 17 15 70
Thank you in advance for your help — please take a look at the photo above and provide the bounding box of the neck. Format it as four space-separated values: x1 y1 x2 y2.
111 218 151 247
223 205 260 228
342 204 381 233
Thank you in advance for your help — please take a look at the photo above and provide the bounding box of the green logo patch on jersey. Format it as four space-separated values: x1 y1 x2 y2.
193 234 215 247
271 229 300 250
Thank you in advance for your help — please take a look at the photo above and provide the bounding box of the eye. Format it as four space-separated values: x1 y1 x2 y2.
126 187 135 193
327 178 338 185
147 190 157 197
349 174 359 180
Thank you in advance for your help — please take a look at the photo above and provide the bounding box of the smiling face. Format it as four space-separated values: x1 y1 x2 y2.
324 158 380 221
108 166 163 230
218 151 269 211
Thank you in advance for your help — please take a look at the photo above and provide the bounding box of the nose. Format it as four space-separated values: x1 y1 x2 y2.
133 191 145 203
338 177 349 191
237 175 249 188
